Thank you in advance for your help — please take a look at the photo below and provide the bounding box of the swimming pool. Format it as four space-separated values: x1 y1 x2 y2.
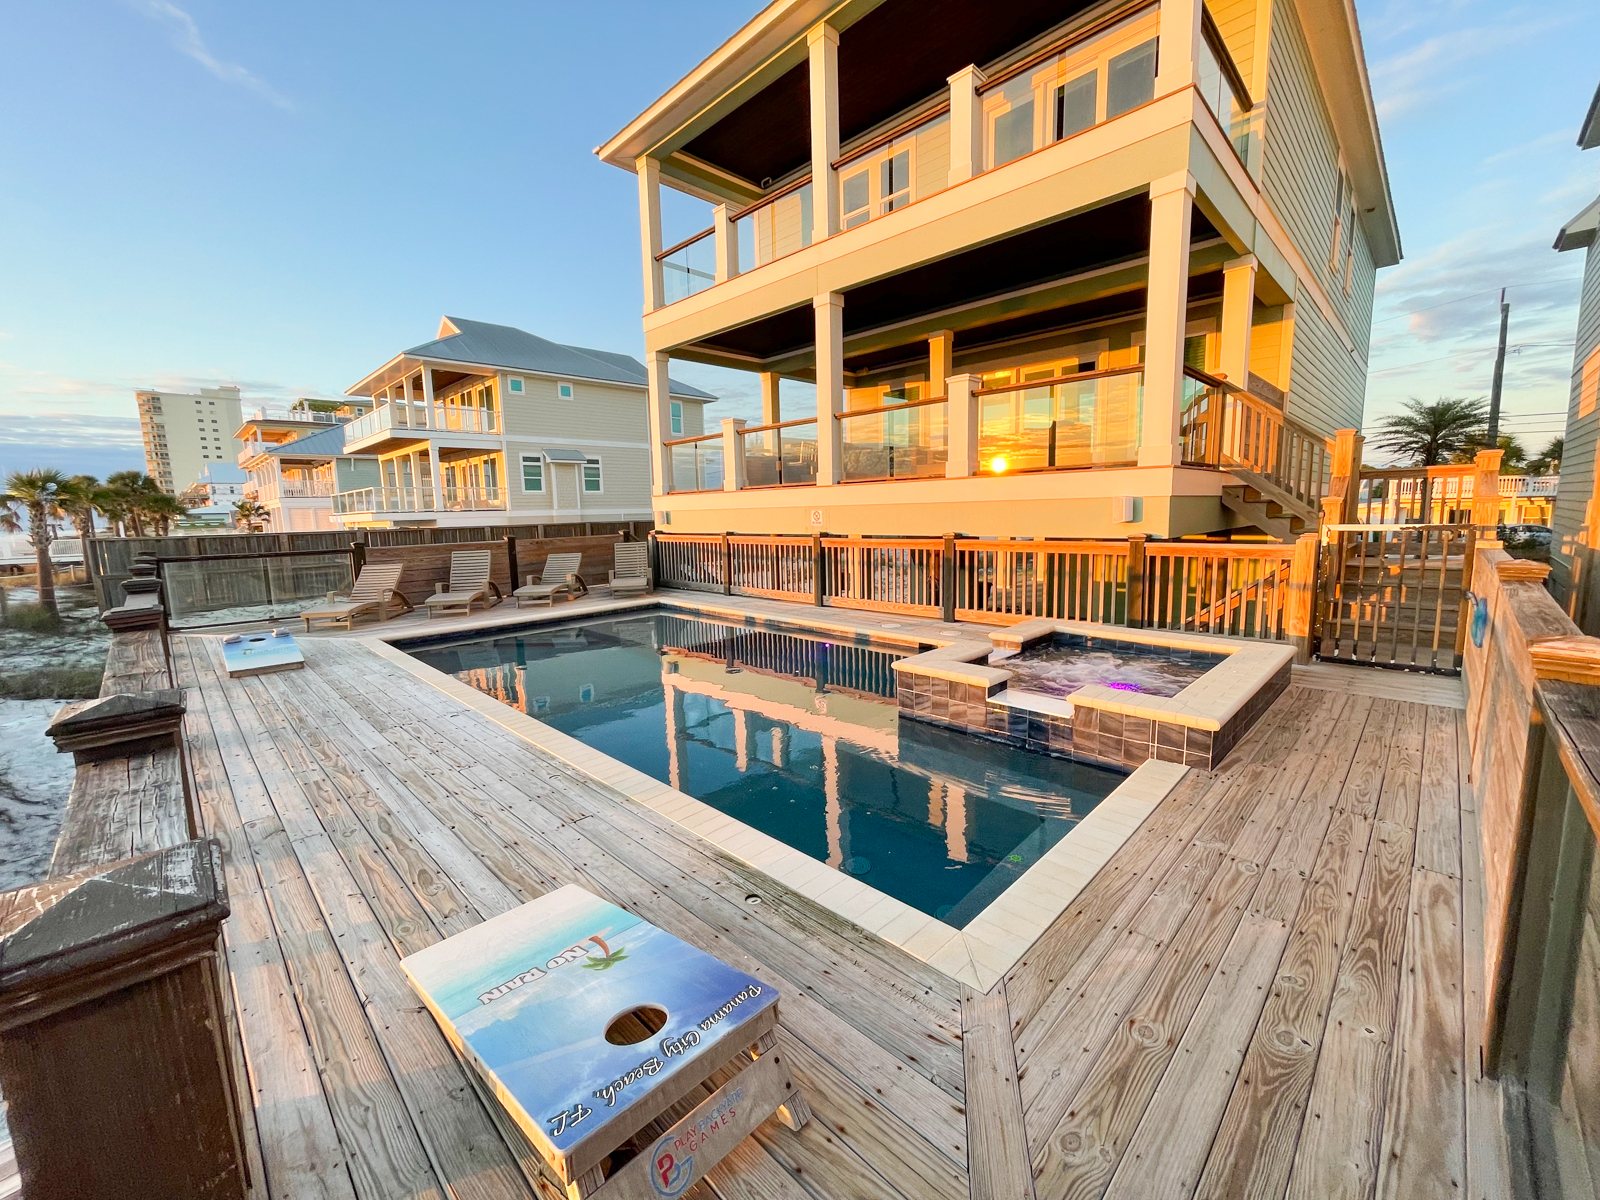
409 611 1122 927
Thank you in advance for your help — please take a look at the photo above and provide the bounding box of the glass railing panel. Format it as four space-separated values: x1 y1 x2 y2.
835 114 950 233
980 10 1158 172
1198 29 1254 164
977 370 1142 473
742 421 818 487
661 230 716 304
161 552 354 629
840 402 948 482
670 438 724 492
734 182 813 275
1179 370 1227 467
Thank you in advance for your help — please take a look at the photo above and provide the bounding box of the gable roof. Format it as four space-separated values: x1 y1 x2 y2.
269 423 352 459
1556 193 1600 253
1581 80 1600 151
404 317 716 400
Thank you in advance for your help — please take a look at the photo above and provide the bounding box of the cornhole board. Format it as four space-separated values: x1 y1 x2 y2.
221 629 305 678
401 884 809 1199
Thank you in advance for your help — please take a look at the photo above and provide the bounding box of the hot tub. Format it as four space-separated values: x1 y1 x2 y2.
893 618 1294 772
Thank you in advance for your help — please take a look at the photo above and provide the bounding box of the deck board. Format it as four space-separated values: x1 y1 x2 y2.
170 619 1481 1200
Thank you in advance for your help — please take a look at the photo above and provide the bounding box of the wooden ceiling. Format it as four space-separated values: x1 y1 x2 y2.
681 0 1102 188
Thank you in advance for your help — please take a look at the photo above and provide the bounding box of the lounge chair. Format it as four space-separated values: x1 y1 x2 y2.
609 543 652 596
513 552 587 608
424 550 501 619
301 562 412 631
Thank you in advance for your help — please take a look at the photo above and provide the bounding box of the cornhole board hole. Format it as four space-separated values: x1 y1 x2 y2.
222 629 305 678
401 884 810 1200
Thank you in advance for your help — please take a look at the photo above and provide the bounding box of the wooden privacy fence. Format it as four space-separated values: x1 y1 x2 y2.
651 532 1316 650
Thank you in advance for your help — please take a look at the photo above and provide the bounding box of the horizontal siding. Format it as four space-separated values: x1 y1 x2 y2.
503 440 653 515
1548 241 1600 595
1287 296 1365 438
500 376 650 442
1210 0 1260 89
915 116 950 201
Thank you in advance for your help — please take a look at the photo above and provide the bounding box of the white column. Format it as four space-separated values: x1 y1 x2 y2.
1278 300 1298 403
1154 0 1202 96
665 681 686 793
713 203 739 283
426 442 442 512
945 373 981 478
638 156 665 312
814 293 844 485
1218 254 1258 388
1139 171 1196 468
808 24 840 243
947 65 987 184
399 374 413 428
646 351 673 495
928 330 955 398
822 736 843 867
721 417 747 491
760 372 782 426
944 784 968 864
733 707 753 772
419 365 435 430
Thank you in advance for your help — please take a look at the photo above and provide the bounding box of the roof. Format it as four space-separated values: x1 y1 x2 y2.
1556 193 1600 253
268 423 352 459
395 317 715 400
1581 80 1600 151
195 462 248 485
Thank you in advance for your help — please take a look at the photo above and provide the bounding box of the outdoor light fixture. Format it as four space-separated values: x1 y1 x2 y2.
989 456 1009 473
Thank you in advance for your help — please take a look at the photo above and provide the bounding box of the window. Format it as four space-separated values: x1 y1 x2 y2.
508 376 525 394
557 382 573 400
521 455 544 492
880 151 911 214
1344 205 1356 295
992 97 1035 167
583 458 602 492
1330 172 1347 271
1105 40 1157 118
841 170 870 229
670 400 683 435
1055 71 1097 140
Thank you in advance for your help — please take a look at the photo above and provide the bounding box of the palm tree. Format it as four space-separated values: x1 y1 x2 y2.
59 475 107 596
104 471 168 537
581 932 628 971
233 498 269 532
0 469 69 616
1452 432 1526 471
1528 437 1564 477
1369 397 1489 466
145 492 189 536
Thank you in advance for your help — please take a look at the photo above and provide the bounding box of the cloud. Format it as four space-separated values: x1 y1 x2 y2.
131 1 292 110
1369 17 1564 119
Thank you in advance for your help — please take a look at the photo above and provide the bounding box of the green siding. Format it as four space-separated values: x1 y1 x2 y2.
1289 293 1367 438
1550 237 1600 597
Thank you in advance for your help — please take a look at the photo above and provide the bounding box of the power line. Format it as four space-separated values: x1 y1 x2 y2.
1373 276 1585 325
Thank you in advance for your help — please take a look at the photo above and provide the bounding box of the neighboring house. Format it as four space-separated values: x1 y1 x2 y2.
176 463 249 528
1549 81 1600 610
598 0 1399 539
335 316 715 529
235 398 377 533
136 384 245 494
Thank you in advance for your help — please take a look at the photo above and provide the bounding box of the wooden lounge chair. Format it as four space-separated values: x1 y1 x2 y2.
608 542 652 596
301 562 412 631
424 550 501 619
513 552 587 608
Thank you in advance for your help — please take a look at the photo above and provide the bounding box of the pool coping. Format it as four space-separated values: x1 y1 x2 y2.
358 592 1193 990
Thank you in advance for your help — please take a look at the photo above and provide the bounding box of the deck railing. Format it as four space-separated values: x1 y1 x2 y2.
652 531 1309 643
1354 465 1477 524
343 401 499 443
1181 368 1331 512
839 398 948 482
741 419 818 488
658 227 717 304
975 368 1143 472
667 433 725 492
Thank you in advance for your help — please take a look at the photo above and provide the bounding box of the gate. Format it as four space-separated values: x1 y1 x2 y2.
1315 523 1476 674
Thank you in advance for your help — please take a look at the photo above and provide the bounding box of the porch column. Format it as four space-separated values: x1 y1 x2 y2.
947 66 987 184
1473 447 1505 530
760 372 782 425
646 351 673 495
1219 255 1257 388
399 374 413 428
814 293 844 485
808 23 840 243
946 374 981 478
638 156 665 311
713 203 739 283
426 443 442 512
1154 0 1201 95
1279 301 1299 403
721 418 747 491
419 365 435 429
928 330 954 398
1139 171 1196 468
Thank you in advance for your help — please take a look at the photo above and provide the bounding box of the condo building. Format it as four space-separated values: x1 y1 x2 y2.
135 384 245 494
599 0 1399 539
334 317 715 529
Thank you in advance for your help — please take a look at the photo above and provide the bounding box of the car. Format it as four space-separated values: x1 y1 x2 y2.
1498 523 1552 562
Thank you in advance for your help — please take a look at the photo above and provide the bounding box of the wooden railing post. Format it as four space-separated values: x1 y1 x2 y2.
1126 534 1146 627
721 532 733 595
941 534 956 623
503 535 518 592
812 533 825 607
1323 428 1364 527
1287 531 1320 663
350 539 367 579
1473 447 1505 532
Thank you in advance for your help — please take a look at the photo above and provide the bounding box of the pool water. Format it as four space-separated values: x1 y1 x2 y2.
410 612 1121 928
993 633 1226 700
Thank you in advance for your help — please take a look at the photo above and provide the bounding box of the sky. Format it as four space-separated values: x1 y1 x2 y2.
0 0 1596 484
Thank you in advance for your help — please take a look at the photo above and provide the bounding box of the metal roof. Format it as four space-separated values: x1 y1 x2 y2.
268 423 353 458
1556 194 1600 253
1581 81 1600 151
540 448 592 463
405 317 716 400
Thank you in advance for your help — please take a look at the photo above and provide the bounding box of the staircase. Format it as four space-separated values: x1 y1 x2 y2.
1220 470 1321 541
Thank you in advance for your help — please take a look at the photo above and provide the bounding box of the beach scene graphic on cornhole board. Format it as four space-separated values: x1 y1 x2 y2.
400 885 777 1177
222 629 306 678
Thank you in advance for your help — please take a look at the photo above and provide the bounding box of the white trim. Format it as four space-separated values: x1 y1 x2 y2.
519 453 545 493
582 455 604 495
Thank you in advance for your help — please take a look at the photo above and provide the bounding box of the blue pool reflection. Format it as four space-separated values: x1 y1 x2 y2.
410 612 1121 927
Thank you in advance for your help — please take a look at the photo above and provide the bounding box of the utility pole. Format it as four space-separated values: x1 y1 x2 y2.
1487 288 1510 444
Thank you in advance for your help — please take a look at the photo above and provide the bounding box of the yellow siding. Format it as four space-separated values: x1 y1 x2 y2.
1550 240 1600 597
915 115 951 200
1249 305 1285 389
1209 0 1260 91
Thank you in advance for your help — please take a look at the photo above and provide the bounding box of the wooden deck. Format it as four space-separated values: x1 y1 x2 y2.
172 628 1507 1200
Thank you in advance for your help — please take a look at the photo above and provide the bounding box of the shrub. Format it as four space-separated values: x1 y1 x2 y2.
0 665 104 700
3 602 62 633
